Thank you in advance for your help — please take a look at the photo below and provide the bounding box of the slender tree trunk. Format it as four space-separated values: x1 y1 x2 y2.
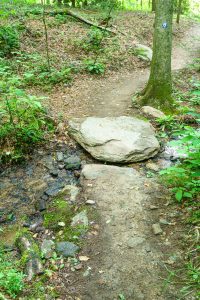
140 0 143 9
41 0 51 71
176 0 182 24
71 0 75 7
57 0 62 6
139 0 174 112
152 0 156 11
83 0 88 6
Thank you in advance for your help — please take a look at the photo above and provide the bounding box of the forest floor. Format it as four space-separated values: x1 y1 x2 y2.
0 8 200 300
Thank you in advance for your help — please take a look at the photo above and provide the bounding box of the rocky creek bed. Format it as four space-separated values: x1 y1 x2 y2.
0 127 184 299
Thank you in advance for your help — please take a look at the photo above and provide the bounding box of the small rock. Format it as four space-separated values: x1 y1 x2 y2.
41 239 55 259
79 255 90 262
149 205 159 210
61 185 80 202
71 210 88 227
35 226 45 233
127 237 145 248
152 223 163 235
58 222 65 227
38 199 46 211
85 200 96 205
145 246 151 253
146 162 160 172
45 182 65 197
29 220 43 232
159 218 170 225
50 169 59 177
56 242 79 258
141 106 166 119
58 164 65 170
74 170 81 178
74 264 83 270
41 194 49 201
64 155 81 170
56 152 64 162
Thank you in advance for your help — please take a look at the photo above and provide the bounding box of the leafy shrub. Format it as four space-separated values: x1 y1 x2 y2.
0 26 19 57
0 88 54 162
83 27 104 51
0 249 25 298
160 126 200 203
84 59 105 74
23 66 72 86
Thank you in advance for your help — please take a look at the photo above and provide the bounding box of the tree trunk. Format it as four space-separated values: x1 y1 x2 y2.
57 0 62 6
140 0 143 9
152 0 156 11
176 0 182 24
139 0 174 112
71 0 75 7
83 0 88 6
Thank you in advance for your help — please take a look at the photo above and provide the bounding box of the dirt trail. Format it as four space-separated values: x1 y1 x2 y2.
82 23 200 118
69 24 200 300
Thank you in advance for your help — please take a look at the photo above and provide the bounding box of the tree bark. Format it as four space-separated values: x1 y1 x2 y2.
71 0 75 7
152 0 156 11
176 0 182 24
139 0 174 112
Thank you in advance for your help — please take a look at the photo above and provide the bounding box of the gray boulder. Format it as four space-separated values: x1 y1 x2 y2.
68 116 160 163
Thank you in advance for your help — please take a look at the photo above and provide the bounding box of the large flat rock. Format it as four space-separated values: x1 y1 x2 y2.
68 116 160 163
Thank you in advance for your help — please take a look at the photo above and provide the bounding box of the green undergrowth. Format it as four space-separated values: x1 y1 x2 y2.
0 247 25 299
158 70 200 298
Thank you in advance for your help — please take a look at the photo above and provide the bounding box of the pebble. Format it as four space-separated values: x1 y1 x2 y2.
50 169 59 177
145 246 151 253
152 223 163 235
149 205 159 210
38 198 46 211
146 162 160 172
58 164 65 170
85 200 96 205
159 218 170 225
56 152 64 162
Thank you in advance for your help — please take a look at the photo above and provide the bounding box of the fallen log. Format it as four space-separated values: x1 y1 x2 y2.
16 233 43 281
49 9 118 34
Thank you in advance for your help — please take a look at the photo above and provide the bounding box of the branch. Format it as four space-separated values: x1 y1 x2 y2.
49 9 118 35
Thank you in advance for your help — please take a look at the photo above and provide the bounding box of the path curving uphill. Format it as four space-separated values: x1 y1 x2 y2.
68 23 200 300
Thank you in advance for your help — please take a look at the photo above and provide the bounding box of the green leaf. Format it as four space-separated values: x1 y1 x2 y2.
175 190 183 202
183 192 193 198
